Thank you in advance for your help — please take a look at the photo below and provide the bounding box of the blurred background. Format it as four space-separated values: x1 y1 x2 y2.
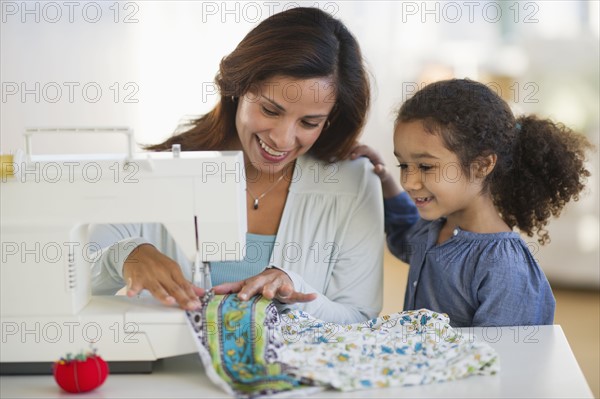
1 0 598 396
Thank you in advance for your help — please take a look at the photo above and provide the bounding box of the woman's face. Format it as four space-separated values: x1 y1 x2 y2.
235 75 336 176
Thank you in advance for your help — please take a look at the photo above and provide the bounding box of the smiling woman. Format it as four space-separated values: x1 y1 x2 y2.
89 7 384 324
233 76 336 222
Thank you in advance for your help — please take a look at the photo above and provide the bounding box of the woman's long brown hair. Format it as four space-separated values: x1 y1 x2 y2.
146 7 370 162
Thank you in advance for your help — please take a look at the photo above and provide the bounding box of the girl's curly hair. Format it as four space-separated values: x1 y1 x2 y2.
396 78 594 245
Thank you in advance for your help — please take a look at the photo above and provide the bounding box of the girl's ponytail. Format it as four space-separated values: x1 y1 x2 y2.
493 115 593 244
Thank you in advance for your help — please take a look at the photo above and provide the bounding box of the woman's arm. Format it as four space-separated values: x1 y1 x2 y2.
89 223 203 310
89 223 148 295
280 158 386 323
214 158 384 324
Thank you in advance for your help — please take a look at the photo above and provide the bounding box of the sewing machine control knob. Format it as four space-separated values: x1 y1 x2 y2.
0 154 15 180
172 144 181 158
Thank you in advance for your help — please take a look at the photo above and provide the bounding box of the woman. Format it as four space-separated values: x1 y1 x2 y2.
91 7 383 324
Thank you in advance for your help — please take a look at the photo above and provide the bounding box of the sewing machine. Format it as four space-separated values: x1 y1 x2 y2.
0 128 247 373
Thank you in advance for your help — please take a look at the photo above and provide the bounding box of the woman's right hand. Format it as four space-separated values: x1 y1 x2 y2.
212 267 317 304
122 244 204 310
350 143 402 199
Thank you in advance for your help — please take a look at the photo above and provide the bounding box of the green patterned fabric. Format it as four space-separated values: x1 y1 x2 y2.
186 294 310 397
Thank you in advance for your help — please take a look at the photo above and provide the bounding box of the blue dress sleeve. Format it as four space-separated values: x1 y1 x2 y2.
383 192 419 262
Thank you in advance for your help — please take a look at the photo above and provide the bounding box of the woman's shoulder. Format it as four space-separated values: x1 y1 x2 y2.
292 154 379 196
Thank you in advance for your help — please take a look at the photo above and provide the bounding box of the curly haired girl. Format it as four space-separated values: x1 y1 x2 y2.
352 78 594 327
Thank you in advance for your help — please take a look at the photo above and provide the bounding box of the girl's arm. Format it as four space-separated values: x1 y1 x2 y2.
350 143 401 199
350 143 419 261
384 193 420 261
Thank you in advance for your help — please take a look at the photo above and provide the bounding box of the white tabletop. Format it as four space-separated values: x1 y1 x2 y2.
1 325 593 398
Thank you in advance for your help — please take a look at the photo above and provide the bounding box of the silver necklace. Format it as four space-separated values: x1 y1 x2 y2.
246 173 286 210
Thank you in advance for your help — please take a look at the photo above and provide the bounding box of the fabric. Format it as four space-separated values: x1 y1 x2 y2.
90 155 384 324
185 294 320 398
185 294 499 398
384 192 556 327
280 308 499 390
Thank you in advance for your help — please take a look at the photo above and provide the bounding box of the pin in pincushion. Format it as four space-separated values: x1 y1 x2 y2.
53 350 109 393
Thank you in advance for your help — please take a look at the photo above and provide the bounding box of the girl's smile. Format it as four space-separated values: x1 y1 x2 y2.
413 196 434 208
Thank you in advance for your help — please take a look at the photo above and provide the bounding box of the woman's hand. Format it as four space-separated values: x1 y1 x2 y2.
212 268 317 303
350 143 402 199
123 244 204 310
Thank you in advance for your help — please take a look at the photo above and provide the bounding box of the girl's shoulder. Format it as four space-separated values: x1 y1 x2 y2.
411 224 535 266
447 230 542 279
444 227 531 257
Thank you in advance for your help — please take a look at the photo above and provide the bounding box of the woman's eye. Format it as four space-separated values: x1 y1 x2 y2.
397 163 408 170
261 106 278 116
419 164 434 171
301 120 320 128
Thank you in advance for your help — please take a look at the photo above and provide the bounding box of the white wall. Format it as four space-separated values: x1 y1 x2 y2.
1 0 598 287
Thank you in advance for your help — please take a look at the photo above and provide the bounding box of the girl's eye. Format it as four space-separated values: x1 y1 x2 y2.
261 106 278 116
397 163 434 172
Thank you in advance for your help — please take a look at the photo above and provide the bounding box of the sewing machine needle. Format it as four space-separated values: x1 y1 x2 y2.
192 216 212 295
192 216 202 288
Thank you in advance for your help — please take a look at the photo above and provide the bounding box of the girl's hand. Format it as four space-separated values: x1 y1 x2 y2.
350 143 402 198
123 244 204 310
212 268 317 304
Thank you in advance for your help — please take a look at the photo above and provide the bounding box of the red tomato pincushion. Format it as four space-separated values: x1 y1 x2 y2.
53 351 109 393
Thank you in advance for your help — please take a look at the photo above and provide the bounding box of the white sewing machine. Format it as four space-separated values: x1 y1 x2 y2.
0 128 247 373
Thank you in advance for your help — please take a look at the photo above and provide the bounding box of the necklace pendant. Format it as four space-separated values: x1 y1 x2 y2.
253 198 259 210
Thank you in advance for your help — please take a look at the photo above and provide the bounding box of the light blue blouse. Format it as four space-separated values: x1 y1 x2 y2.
385 192 556 327
210 233 276 286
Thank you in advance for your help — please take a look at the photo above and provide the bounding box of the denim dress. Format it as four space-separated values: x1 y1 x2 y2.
384 192 555 327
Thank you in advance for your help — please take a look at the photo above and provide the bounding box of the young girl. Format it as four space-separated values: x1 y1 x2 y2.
353 78 593 327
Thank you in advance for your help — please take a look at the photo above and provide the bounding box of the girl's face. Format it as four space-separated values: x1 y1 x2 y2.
393 120 487 225
235 75 336 176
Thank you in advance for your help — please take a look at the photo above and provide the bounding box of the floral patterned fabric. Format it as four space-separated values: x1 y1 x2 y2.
186 295 499 398
280 308 499 390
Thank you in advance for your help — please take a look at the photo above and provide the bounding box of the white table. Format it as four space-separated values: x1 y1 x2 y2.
1 325 593 398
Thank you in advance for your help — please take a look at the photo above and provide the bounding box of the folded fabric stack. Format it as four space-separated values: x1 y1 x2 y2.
186 295 499 398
